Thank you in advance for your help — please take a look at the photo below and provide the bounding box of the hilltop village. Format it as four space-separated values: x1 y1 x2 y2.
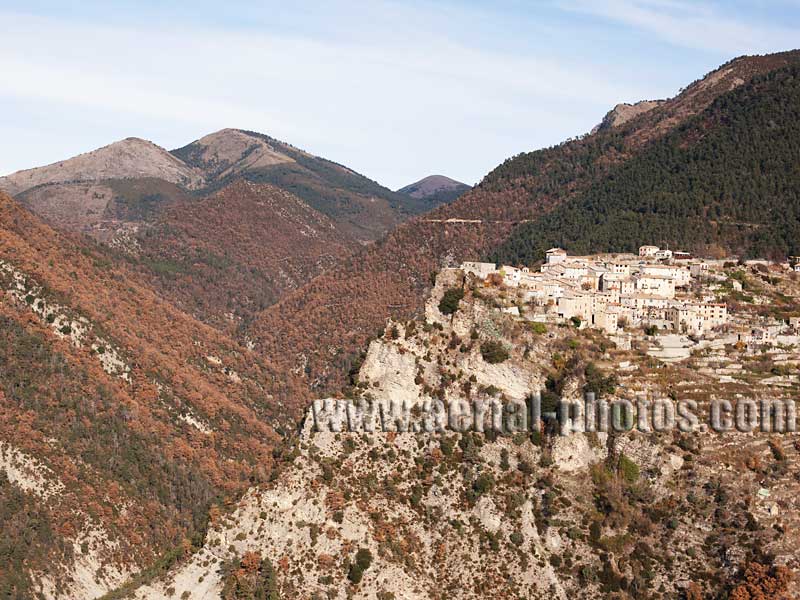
133 253 800 600
462 245 800 362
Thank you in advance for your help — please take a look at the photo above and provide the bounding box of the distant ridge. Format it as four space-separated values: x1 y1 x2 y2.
590 100 666 133
492 58 800 263
0 137 203 196
135 179 357 329
1 128 453 244
173 128 437 240
397 174 470 206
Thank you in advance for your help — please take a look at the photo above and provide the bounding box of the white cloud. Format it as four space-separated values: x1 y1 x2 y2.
0 8 662 186
559 0 799 56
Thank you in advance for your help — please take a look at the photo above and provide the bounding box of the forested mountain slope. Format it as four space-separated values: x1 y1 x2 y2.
0 193 308 598
173 129 436 241
131 180 357 330
491 62 800 264
3 128 438 334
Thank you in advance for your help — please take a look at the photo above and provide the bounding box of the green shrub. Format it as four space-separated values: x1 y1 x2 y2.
583 363 617 398
348 563 363 584
348 548 373 584
473 472 495 496
438 287 465 315
440 436 455 456
530 430 543 447
589 521 602 542
518 460 534 475
618 454 640 484
355 548 373 571
527 321 547 334
480 341 509 364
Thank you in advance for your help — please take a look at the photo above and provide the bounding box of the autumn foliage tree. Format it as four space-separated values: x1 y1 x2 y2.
728 562 793 600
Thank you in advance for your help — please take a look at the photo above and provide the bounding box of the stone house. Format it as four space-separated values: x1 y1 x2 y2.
461 262 497 279
545 248 567 265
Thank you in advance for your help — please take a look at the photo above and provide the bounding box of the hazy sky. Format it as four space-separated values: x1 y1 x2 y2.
1 0 798 189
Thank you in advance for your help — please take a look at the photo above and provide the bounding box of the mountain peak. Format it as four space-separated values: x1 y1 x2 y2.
398 174 469 196
171 128 295 181
0 137 203 196
397 174 471 205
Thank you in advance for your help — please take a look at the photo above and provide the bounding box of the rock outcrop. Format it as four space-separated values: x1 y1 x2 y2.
591 100 665 133
119 270 800 599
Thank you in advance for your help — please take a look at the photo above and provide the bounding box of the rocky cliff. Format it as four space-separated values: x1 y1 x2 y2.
120 270 798 599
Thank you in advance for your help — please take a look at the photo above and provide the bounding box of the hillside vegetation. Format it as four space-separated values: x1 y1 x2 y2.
491 63 800 264
0 192 308 597
4 49 800 598
173 129 433 241
132 180 356 330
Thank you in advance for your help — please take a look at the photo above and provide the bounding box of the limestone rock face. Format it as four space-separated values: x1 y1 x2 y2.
359 337 422 406
591 100 666 133
126 269 800 599
551 432 606 473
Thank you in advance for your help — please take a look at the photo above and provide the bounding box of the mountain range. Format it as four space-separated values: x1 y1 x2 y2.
2 49 800 598
1 128 449 244
1 130 467 329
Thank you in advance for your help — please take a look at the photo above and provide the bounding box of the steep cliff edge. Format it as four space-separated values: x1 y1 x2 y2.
120 270 798 599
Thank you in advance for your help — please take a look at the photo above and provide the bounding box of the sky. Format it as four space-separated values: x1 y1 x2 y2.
1 0 799 189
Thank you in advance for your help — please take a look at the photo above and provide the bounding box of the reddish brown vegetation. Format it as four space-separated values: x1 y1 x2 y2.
729 562 793 600
249 216 512 391
135 180 356 330
0 191 310 581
